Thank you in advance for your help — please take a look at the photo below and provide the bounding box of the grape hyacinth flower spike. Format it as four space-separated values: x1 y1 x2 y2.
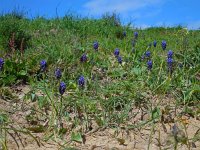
40 60 47 72
59 81 66 95
0 58 4 71
117 56 122 64
55 68 62 79
123 31 126 37
153 41 157 47
93 41 99 51
80 53 87 62
168 50 173 58
147 60 153 70
167 57 173 74
161 40 167 50
114 48 120 57
145 51 151 58
134 31 138 39
78 75 85 87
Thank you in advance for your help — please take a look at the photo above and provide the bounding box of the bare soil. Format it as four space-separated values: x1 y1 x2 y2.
0 85 199 150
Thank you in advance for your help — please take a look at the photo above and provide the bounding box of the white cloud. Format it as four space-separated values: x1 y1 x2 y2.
84 0 164 15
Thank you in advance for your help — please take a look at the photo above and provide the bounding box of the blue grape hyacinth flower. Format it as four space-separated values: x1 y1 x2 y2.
80 53 87 62
59 81 66 95
40 60 47 72
55 68 62 79
117 56 122 64
123 31 126 37
93 41 99 50
161 40 167 50
0 58 4 71
147 60 153 70
114 48 120 57
167 58 173 67
167 58 173 74
145 51 151 58
134 32 138 39
168 50 173 58
78 75 85 87
153 41 157 47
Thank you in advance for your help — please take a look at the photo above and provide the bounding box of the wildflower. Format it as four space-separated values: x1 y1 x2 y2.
59 81 66 95
55 68 62 79
117 56 122 64
123 31 126 37
167 50 173 58
78 75 85 87
134 32 138 39
161 40 167 50
80 53 87 62
114 48 120 57
153 41 157 47
147 60 153 70
0 58 4 71
167 58 173 73
167 58 173 66
93 41 99 50
40 60 47 72
145 51 151 58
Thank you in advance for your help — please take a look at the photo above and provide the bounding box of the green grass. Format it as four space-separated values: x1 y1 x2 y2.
0 12 200 149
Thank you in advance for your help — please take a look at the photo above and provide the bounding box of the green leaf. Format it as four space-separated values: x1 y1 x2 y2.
18 70 27 76
0 113 8 124
151 107 160 120
131 67 142 75
71 132 83 143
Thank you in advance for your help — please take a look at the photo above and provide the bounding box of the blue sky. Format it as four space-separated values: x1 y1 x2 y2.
1 0 200 29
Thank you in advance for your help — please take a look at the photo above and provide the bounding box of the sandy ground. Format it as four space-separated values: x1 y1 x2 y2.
0 85 199 150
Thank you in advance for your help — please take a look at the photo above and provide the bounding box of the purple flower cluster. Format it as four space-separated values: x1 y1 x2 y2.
55 68 62 79
123 31 126 37
114 48 120 57
117 56 122 64
80 53 87 62
167 50 174 74
167 50 173 58
153 41 157 47
40 60 47 72
0 58 4 71
93 41 99 50
78 75 85 87
134 32 138 39
59 81 66 95
145 51 151 58
147 60 153 70
161 40 167 50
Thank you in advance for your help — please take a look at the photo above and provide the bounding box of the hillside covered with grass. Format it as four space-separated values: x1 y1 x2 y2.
0 13 200 149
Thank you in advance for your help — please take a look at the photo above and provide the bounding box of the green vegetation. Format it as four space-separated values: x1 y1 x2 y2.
0 12 200 149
